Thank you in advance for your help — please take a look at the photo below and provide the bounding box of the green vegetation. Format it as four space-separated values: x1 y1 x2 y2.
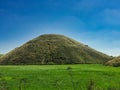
0 34 112 65
0 54 3 57
0 64 119 90
106 56 120 67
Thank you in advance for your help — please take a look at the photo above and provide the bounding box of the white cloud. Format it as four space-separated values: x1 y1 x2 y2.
101 48 120 56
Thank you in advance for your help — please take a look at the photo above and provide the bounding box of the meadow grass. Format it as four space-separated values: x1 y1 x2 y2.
0 64 119 90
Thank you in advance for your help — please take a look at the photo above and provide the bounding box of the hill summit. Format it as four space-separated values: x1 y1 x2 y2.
0 34 111 65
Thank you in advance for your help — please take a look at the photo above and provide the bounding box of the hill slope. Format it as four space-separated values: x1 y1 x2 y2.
0 34 111 65
106 56 120 67
0 54 3 57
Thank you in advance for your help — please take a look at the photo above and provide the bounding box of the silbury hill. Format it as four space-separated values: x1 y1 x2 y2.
0 34 112 65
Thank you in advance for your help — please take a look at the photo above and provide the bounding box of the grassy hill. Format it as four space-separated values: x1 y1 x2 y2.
0 34 112 65
106 56 120 67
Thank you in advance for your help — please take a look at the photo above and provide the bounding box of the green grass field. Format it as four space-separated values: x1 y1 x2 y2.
0 64 119 90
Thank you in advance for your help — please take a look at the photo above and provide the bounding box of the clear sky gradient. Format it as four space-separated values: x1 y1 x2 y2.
0 0 120 56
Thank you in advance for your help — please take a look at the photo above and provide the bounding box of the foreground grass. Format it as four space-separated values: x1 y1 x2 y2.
0 64 119 90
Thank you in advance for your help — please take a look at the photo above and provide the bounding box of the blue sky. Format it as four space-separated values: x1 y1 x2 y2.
0 0 120 56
